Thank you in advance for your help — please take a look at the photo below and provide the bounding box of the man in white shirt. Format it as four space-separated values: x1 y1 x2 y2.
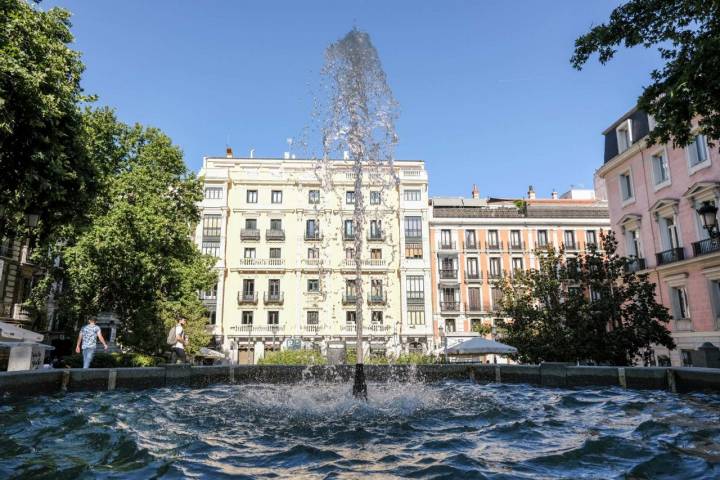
173 318 188 363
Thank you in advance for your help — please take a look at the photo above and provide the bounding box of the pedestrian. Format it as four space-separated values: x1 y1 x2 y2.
168 317 188 363
75 316 108 369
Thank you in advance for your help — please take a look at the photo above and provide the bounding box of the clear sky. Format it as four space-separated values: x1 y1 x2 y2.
44 0 663 198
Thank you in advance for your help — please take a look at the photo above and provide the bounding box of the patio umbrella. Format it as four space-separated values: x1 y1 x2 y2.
444 337 517 355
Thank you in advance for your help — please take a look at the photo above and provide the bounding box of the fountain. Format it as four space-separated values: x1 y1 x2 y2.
316 29 399 398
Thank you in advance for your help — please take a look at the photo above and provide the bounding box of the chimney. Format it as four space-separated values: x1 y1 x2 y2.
471 184 479 199
226 146 233 158
551 189 558 200
527 185 536 200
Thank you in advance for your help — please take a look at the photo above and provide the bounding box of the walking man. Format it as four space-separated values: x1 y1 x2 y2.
75 316 108 369
172 317 188 363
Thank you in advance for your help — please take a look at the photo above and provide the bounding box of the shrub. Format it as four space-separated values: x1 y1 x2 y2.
258 349 326 365
60 352 162 368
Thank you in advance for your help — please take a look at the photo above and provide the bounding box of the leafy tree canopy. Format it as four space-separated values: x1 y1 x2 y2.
499 231 675 366
572 0 720 147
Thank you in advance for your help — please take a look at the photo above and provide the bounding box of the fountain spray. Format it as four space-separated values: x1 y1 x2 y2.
319 29 399 399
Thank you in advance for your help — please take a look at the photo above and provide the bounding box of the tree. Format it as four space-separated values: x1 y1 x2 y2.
499 231 675 365
31 110 216 355
572 0 720 148
0 0 100 240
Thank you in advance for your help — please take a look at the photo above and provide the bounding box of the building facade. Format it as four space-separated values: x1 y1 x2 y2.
196 151 434 363
429 186 610 357
0 236 38 327
597 108 720 366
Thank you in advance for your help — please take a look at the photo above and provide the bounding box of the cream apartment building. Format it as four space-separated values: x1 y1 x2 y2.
195 150 433 363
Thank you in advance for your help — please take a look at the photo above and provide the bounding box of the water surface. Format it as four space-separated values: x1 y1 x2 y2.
1 381 719 479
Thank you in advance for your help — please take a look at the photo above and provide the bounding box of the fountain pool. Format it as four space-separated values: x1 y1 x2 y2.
1 381 719 478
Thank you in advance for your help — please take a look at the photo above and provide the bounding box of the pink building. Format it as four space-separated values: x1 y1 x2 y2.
597 107 720 366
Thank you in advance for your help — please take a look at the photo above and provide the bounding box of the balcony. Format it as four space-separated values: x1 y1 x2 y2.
20 246 35 264
656 247 685 266
304 230 322 241
488 270 505 281
465 271 483 283
367 231 386 242
465 302 483 313
241 229 260 241
439 269 458 280
342 323 357 334
406 293 425 305
343 258 387 269
535 241 554 251
302 324 320 335
439 241 457 250
509 241 524 251
263 292 284 305
265 229 285 241
237 292 258 305
625 257 646 273
343 231 356 241
563 242 578 252
405 231 423 243
487 241 503 251
672 318 693 332
368 323 391 334
301 258 323 268
367 292 387 305
238 258 285 268
342 293 358 305
692 238 720 257
440 301 459 312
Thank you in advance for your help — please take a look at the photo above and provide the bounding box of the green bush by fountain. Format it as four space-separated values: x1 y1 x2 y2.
258 350 327 366
61 352 162 368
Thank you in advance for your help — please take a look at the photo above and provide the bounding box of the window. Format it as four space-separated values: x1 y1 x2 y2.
307 247 319 259
467 287 481 310
370 220 382 238
346 311 356 324
651 150 670 186
564 231 576 248
510 230 522 248
241 311 253 325
246 190 258 203
344 219 354 238
371 279 383 298
489 257 502 277
242 279 255 295
688 135 709 168
440 229 452 247
306 219 319 238
616 120 632 153
371 311 383 324
245 219 257 230
271 190 283 204
441 287 457 306
346 191 355 204
491 287 503 308
371 248 382 259
627 229 642 257
202 241 220 257
590 288 601 301
511 257 524 272
466 257 479 277
307 311 319 325
406 276 424 302
270 219 282 230
444 319 456 333
670 286 690 319
204 187 223 199
586 230 597 247
537 230 548 247
408 310 425 325
465 230 477 248
345 247 355 260
619 172 634 201
404 216 422 239
269 248 281 259
203 214 222 238
370 191 381 205
308 189 320 204
346 279 357 296
405 244 423 259
487 230 499 248
267 311 279 325
268 279 280 296
661 216 680 250
404 189 421 201
201 284 217 300
307 279 320 292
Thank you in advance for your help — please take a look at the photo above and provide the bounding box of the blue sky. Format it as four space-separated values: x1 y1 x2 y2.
44 0 662 198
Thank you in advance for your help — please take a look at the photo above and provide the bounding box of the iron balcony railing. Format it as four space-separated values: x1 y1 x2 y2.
367 231 386 241
656 247 684 266
624 257 646 273
487 240 503 251
535 241 553 250
304 230 322 241
465 239 478 249
265 229 285 241
488 269 505 280
439 269 458 280
240 228 260 241
343 231 356 241
440 301 459 312
465 301 483 312
439 241 457 250
342 293 358 305
563 241 578 251
367 292 387 305
692 237 720 257
509 240 524 251
465 271 483 283
237 292 258 305
263 292 284 305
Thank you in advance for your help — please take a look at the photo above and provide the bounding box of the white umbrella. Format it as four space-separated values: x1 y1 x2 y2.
444 337 517 355
198 347 226 359
0 321 44 343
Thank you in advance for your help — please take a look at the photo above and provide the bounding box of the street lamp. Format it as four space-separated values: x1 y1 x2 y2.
696 201 719 238
25 213 40 229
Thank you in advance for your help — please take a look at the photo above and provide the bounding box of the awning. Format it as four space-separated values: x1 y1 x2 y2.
0 321 44 343
198 347 225 359
444 337 518 355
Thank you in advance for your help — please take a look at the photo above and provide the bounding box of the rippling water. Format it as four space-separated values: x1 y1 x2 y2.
1 381 720 479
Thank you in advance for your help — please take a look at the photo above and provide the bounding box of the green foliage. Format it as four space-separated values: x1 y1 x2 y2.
258 349 327 365
471 322 492 336
31 110 215 355
393 353 437 365
0 0 100 240
572 0 720 148
61 352 162 368
500 231 675 366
